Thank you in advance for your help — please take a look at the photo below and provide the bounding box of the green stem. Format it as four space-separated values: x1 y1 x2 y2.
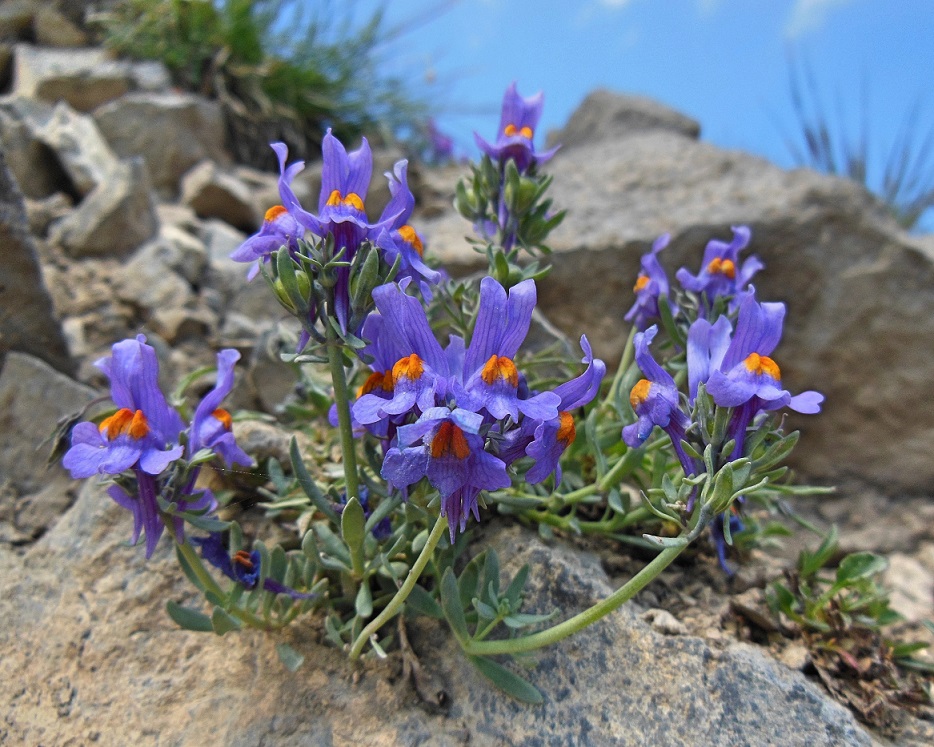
326 327 360 502
605 326 638 407
349 513 449 659
463 544 685 656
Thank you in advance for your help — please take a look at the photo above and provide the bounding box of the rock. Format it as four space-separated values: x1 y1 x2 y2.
12 43 130 111
114 237 195 314
34 6 88 47
247 323 301 413
24 190 71 235
93 92 229 197
34 100 119 196
50 156 157 257
0 352 94 494
884 553 934 623
640 607 688 635
548 88 701 149
150 305 217 345
129 60 171 91
5 477 77 542
0 1 36 39
0 487 876 746
421 119 934 492
0 148 73 374
158 223 208 285
231 420 314 468
0 95 65 198
180 160 259 232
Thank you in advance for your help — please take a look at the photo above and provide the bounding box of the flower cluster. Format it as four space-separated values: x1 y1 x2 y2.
622 227 823 569
63 336 253 557
231 133 442 338
348 277 605 539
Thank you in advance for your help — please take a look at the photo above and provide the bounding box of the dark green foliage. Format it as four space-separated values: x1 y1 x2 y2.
100 0 429 167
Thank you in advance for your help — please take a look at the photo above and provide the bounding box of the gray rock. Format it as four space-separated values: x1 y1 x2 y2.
50 156 157 257
150 305 217 345
24 190 71 235
420 126 934 493
12 43 130 111
0 352 94 493
0 0 36 39
0 489 876 746
129 60 171 91
0 95 63 198
158 223 208 285
548 88 701 149
34 100 119 196
93 92 229 197
180 160 259 232
114 237 195 314
0 148 72 374
33 6 88 47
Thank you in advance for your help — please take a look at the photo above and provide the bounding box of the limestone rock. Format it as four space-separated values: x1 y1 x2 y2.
34 100 119 196
128 60 171 91
50 156 157 258
0 148 72 374
0 95 64 198
24 190 71 235
0 491 875 746
0 0 36 39
420 126 934 492
158 223 208 285
180 160 259 232
549 88 701 149
0 352 94 493
34 6 88 47
93 92 229 196
12 43 130 111
114 237 195 314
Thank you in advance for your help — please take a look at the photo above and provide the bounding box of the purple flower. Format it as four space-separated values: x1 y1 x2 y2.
474 82 559 173
675 226 762 307
382 407 511 541
374 161 443 301
524 335 606 484
189 349 253 469
230 143 304 280
703 292 823 458
625 233 675 331
351 277 600 538
192 533 314 599
686 314 733 403
63 336 184 479
63 336 251 558
622 326 697 476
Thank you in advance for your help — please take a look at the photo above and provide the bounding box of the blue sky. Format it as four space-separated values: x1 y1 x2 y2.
362 0 934 230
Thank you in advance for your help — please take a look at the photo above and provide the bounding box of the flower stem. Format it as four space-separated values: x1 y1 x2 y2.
463 543 685 656
605 326 638 407
326 327 360 502
349 513 449 660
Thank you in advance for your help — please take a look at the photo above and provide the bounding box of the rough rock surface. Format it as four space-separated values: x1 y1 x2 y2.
548 88 701 148
419 123 934 493
0 351 93 493
0 487 877 747
0 147 72 374
34 100 119 196
12 44 130 111
180 159 260 231
93 92 230 196
50 155 157 257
